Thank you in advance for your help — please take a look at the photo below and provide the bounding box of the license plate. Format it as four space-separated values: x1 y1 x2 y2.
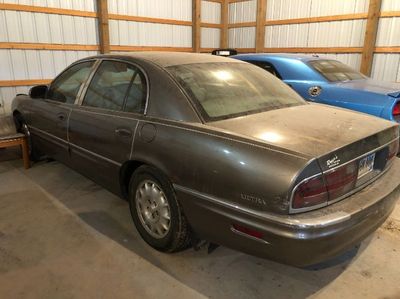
358 153 375 179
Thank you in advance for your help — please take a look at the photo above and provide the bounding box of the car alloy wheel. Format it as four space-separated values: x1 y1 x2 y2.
135 179 171 239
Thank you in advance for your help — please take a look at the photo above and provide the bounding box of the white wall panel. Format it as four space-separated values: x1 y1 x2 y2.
229 0 256 23
267 0 368 20
371 54 400 82
201 27 220 48
265 20 366 47
381 0 400 11
376 17 400 46
228 27 255 48
201 0 221 24
0 0 96 11
109 20 192 47
108 0 192 21
0 11 98 44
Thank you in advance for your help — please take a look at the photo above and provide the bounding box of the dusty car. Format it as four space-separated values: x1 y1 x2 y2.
12 52 400 266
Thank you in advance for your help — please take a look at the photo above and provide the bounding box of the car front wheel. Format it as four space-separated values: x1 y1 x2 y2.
128 165 191 252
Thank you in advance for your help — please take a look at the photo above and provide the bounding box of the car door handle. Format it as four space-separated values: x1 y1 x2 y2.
115 128 132 137
57 113 66 121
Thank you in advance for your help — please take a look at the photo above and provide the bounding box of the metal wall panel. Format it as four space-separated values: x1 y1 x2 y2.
266 0 368 20
228 27 256 48
229 0 256 23
0 86 30 114
108 0 192 21
109 20 192 47
0 0 96 11
265 20 366 47
376 17 400 46
371 54 400 82
381 0 400 11
0 10 98 44
201 27 220 48
201 0 221 24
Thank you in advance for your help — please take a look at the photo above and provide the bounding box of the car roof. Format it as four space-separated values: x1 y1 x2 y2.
84 52 245 67
233 53 325 62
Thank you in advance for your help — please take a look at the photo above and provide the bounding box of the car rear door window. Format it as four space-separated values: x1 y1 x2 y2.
83 61 134 111
124 70 147 114
47 61 94 104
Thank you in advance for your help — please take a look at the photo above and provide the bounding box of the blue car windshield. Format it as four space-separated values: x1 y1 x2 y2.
167 62 305 122
309 59 366 82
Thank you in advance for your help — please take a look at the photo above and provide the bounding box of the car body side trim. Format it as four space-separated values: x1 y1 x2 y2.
173 184 351 228
68 142 122 167
30 125 68 145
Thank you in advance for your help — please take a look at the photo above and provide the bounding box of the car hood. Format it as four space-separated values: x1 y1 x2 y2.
335 78 400 98
209 103 396 159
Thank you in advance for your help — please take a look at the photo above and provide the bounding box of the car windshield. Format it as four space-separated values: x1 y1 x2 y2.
309 59 366 82
166 62 305 121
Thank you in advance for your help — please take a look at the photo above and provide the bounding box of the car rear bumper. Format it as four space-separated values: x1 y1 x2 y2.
176 158 400 267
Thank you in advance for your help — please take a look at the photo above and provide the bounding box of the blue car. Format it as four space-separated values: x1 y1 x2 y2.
232 53 400 123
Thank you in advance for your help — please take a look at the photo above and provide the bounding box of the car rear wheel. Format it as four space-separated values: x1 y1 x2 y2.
128 165 192 252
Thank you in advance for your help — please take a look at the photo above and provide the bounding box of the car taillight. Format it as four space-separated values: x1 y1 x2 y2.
325 161 358 200
393 102 400 121
292 175 328 209
293 162 358 209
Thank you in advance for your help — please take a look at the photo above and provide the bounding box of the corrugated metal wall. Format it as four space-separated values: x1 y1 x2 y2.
371 0 400 82
108 0 192 49
228 0 256 48
0 0 98 114
201 0 221 49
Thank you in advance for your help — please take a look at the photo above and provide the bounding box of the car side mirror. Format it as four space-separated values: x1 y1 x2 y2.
29 85 48 99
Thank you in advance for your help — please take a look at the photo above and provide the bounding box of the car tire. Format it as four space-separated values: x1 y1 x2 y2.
128 165 192 252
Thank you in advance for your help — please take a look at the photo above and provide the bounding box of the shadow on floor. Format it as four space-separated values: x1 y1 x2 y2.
11 157 369 299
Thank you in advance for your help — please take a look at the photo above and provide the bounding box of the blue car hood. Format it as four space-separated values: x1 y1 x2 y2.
336 79 400 98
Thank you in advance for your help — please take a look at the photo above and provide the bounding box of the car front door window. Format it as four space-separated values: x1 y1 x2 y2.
83 60 145 112
47 61 94 104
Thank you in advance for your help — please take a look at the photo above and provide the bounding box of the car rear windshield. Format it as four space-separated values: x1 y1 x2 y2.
309 59 366 82
166 62 305 122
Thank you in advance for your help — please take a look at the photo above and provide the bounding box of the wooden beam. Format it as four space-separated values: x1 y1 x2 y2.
375 46 400 53
110 45 193 52
200 22 223 28
228 21 256 28
192 0 201 53
0 3 96 18
0 79 52 87
263 47 363 53
360 0 382 76
228 0 253 3
109 14 192 26
265 13 368 26
256 0 266 52
97 0 110 54
220 0 228 48
0 42 99 51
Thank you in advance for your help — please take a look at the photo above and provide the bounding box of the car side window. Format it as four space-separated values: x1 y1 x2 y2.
124 70 147 114
47 61 94 104
251 61 282 79
83 60 142 112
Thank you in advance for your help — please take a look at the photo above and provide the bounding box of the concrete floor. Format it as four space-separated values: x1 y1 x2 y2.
1 148 400 299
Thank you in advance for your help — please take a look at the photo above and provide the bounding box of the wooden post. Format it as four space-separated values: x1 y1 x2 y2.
193 0 201 52
360 0 382 76
97 0 110 54
256 0 266 52
220 0 228 48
